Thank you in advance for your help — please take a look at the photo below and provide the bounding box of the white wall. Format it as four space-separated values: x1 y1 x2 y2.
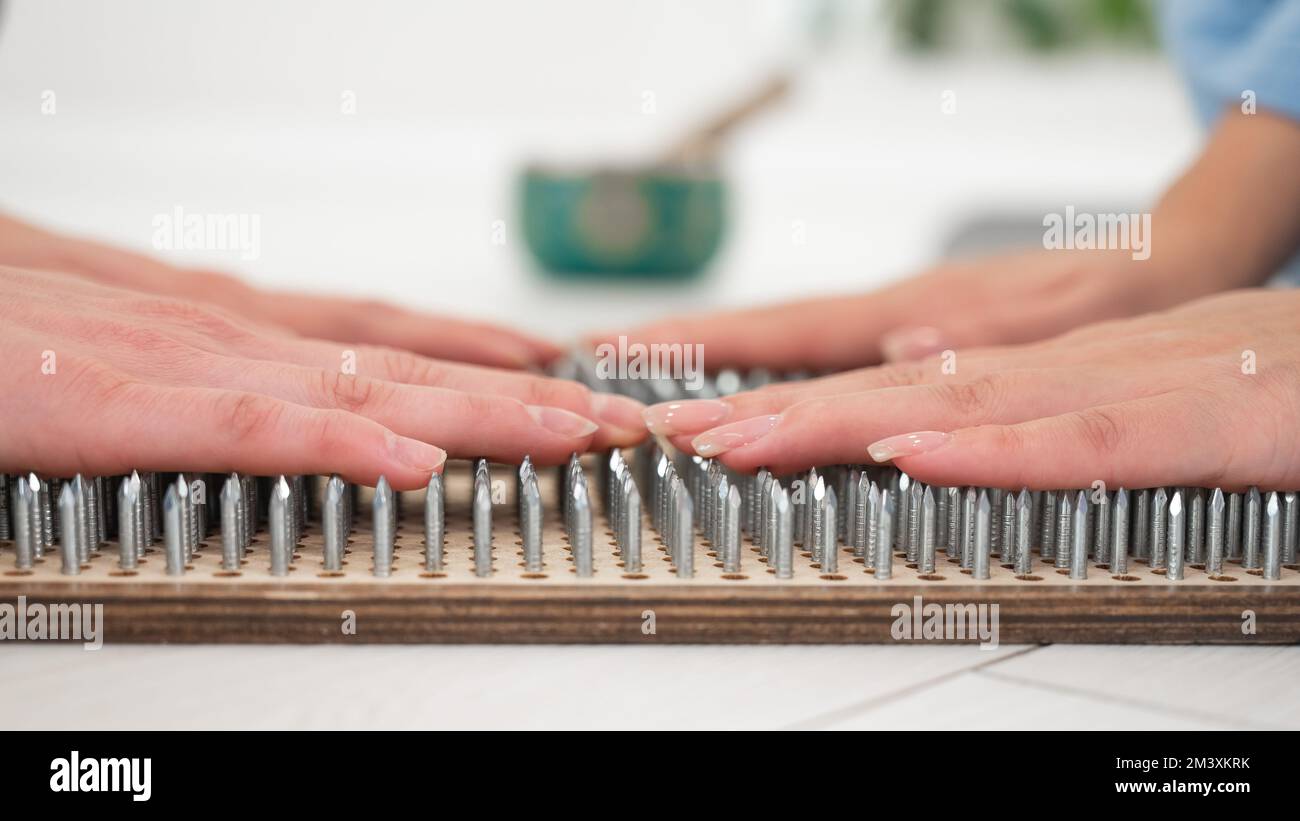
0 0 1202 339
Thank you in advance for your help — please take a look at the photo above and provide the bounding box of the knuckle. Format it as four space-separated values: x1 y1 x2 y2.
215 393 283 441
315 370 380 414
937 376 1005 418
1070 407 1128 454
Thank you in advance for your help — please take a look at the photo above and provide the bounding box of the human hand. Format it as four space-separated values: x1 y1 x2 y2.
0 214 562 369
641 288 1300 491
0 265 645 489
590 247 1178 371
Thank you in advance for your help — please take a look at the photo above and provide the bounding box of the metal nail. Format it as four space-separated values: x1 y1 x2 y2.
946 485 960 559
522 475 544 573
1207 488 1225 578
373 476 395 578
906 478 922 563
163 483 185 576
269 476 292 577
1111 488 1130 577
1244 486 1262 570
221 475 242 572
807 473 824 561
12 476 35 571
1150 487 1168 570
1226 491 1242 560
973 489 991 580
572 479 594 577
895 472 911 552
58 483 80 576
1054 490 1071 570
675 483 695 578
1263 492 1282 581
473 471 493 577
1039 489 1056 560
1000 490 1016 566
961 487 976 570
821 486 838 574
323 475 346 573
1167 490 1185 582
117 476 140 571
875 485 894 580
773 483 793 579
1132 488 1150 559
1283 492 1298 565
1093 490 1110 565
422 472 443 573
1069 490 1088 580
1014 488 1032 576
919 485 936 575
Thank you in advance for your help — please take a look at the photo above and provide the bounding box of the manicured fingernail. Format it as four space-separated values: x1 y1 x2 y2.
880 326 949 362
527 405 600 438
642 400 731 436
389 434 447 472
691 415 781 457
589 393 647 432
868 430 954 463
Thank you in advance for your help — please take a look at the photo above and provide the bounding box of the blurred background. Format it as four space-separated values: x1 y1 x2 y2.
0 0 1199 340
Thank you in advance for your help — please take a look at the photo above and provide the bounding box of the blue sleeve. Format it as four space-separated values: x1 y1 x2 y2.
1159 0 1300 127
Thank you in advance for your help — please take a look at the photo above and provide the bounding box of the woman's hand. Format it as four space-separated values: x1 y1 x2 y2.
593 247 1174 371
641 288 1300 491
0 265 646 489
0 213 562 369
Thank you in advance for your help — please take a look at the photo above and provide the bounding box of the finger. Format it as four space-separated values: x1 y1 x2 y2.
254 338 647 448
7 383 446 490
884 391 1237 490
261 292 563 369
586 291 897 371
192 357 599 464
682 368 1157 474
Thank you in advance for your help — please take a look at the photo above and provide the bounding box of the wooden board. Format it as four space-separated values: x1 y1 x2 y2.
2 463 1297 644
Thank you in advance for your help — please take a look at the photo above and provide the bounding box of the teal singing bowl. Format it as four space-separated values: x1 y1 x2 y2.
519 165 727 281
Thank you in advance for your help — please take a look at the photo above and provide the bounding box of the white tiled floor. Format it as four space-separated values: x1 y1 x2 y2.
2 644 1292 729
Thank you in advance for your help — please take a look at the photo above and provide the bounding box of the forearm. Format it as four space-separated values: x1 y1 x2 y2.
1148 109 1300 297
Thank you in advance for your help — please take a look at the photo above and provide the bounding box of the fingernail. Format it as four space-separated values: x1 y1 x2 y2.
389 434 447 472
867 430 954 463
527 405 600 438
642 400 731 436
880 326 949 362
691 415 781 457
589 393 647 432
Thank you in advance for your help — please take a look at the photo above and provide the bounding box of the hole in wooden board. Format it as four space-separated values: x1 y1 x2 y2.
317 570 345 578
521 573 548 580
108 569 138 577
622 573 649 580
418 571 448 578
214 570 243 577
721 573 748 581
820 574 847 581
1014 574 1043 581
1208 574 1239 582
1111 574 1141 582
917 573 946 581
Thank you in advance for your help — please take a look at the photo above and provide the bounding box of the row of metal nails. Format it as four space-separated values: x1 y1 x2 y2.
8 457 1300 582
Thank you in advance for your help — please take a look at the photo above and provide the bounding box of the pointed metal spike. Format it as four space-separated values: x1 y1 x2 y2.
372 476 395 578
424 472 444 573
117 476 140 571
722 483 741 574
1015 489 1033 576
163 484 185 576
1263 492 1282 581
961 487 976 570
1053 490 1072 570
1244 487 1262 570
1069 490 1088 580
1167 490 1185 582
522 476 544 573
1207 488 1225 578
11 476 35 571
820 486 838 574
773 486 793 579
269 477 292 577
973 489 992 580
875 485 894 580
1226 491 1242 559
1093 490 1111 565
1283 492 1298 565
1039 489 1057 559
473 476 493 577
58 483 80 576
221 475 242 572
1111 488 1130 577
918 486 936 575
675 485 695 578
323 476 346 573
1150 487 1169 570
572 480 594 578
